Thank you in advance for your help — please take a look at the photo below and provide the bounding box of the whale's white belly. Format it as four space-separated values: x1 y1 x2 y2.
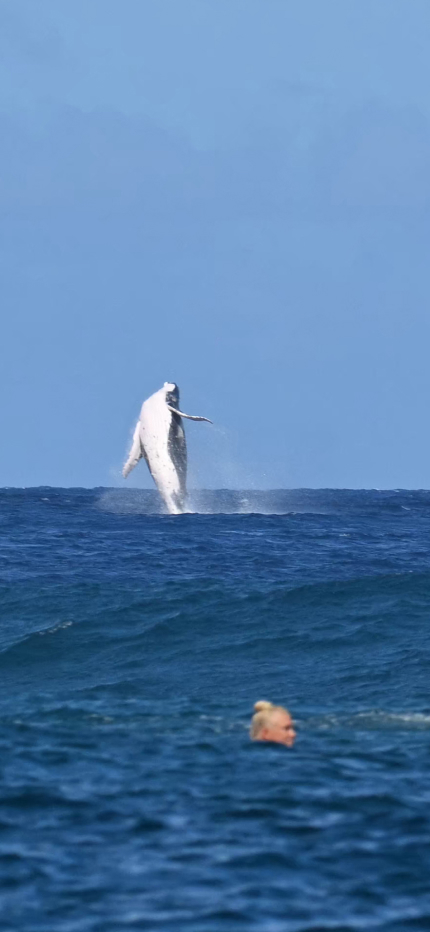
139 392 184 514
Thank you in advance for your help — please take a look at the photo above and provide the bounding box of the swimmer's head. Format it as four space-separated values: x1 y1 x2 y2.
250 700 296 747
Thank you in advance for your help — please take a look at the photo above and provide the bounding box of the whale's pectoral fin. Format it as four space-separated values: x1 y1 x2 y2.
167 405 212 423
123 421 143 478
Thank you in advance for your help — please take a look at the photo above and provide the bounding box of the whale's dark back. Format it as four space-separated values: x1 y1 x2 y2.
168 410 187 502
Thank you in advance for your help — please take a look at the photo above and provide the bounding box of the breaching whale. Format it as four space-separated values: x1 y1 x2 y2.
122 382 212 514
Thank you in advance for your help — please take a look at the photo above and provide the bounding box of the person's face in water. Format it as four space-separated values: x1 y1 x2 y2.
259 709 296 746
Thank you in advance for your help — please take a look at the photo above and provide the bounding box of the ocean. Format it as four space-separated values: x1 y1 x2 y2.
1 487 430 931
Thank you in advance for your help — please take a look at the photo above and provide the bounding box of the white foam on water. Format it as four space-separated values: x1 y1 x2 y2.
311 710 430 731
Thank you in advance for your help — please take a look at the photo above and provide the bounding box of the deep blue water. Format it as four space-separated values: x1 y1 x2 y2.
1 488 430 931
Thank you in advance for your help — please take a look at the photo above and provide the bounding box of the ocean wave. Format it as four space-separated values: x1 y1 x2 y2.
1 568 429 646
0 569 429 718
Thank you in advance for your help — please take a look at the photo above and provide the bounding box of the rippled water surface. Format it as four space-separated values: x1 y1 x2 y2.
1 488 430 931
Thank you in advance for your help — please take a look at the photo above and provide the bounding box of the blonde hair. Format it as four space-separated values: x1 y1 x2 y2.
250 700 281 738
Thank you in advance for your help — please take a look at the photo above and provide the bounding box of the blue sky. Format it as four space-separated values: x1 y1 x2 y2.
1 0 430 488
